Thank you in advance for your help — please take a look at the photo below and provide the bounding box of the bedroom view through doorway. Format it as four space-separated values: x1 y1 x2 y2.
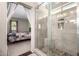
7 2 31 56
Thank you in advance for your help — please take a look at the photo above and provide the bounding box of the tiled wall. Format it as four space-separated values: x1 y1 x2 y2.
37 17 47 49
51 7 77 55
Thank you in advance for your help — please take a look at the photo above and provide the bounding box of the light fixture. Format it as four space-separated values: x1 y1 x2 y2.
38 24 41 29
42 2 48 6
63 13 67 17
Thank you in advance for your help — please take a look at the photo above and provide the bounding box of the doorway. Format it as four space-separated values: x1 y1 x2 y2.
7 2 31 56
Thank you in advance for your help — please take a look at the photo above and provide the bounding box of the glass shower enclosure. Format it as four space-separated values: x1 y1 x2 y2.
35 2 77 56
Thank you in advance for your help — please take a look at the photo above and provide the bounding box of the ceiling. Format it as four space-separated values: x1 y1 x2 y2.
10 2 42 20
51 2 68 9
12 4 28 19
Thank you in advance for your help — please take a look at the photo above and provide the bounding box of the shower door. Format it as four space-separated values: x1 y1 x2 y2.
35 2 50 55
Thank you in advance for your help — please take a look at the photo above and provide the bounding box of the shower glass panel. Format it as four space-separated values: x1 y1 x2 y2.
36 2 77 56
35 2 49 55
51 2 77 56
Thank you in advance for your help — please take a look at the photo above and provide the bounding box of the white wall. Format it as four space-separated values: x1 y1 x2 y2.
7 18 30 33
18 19 30 32
0 3 7 56
31 8 36 51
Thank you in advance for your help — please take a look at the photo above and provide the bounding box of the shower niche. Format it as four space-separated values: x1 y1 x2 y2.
58 18 64 30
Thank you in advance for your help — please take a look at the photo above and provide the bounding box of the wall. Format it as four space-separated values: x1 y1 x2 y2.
0 3 7 56
18 19 30 32
37 17 47 49
77 3 79 54
30 8 36 51
8 18 30 33
51 7 77 55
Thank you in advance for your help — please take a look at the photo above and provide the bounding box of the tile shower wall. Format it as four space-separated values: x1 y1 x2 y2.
51 7 77 55
37 17 47 49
